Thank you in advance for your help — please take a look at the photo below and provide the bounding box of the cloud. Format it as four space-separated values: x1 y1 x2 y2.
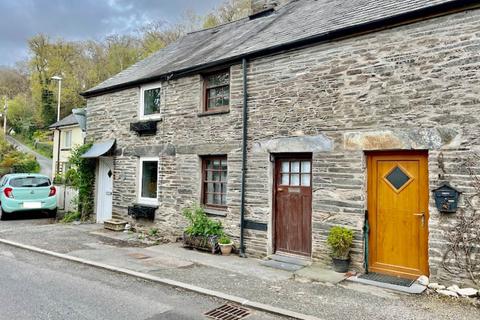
0 0 223 66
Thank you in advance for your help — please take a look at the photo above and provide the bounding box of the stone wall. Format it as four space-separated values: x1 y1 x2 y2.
87 8 480 284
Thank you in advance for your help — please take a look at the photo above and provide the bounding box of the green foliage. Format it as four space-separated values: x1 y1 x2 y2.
67 143 95 219
148 227 159 236
183 205 224 237
327 226 354 259
0 133 40 174
61 211 81 223
218 234 232 245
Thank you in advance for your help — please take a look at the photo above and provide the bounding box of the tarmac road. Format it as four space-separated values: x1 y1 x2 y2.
0 243 284 320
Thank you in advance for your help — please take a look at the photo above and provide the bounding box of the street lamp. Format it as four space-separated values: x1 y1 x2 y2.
51 75 62 122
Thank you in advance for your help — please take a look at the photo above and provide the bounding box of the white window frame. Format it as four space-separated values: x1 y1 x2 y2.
138 157 159 205
63 130 72 149
139 82 162 120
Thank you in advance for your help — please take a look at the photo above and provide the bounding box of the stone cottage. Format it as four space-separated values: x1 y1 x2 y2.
82 0 480 284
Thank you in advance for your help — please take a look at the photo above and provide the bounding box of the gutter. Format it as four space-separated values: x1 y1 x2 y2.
239 58 248 258
80 0 479 98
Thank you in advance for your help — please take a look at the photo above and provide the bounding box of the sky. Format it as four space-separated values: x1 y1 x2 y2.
0 0 224 67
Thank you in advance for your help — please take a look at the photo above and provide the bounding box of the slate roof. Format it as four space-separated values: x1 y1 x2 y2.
49 108 86 130
83 0 464 97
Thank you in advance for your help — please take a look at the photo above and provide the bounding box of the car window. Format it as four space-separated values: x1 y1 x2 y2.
0 177 6 187
10 177 51 188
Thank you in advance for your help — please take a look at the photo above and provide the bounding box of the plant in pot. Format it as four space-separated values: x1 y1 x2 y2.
182 205 224 253
327 226 354 273
218 235 233 255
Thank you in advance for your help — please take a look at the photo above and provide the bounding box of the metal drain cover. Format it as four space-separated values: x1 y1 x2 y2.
204 304 251 320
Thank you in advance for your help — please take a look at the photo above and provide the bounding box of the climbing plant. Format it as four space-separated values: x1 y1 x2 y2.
442 154 480 284
67 143 95 220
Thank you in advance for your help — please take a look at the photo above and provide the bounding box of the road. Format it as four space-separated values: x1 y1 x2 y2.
5 135 52 178
0 242 283 320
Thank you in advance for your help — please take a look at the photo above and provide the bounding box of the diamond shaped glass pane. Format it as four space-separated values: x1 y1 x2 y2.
386 166 410 190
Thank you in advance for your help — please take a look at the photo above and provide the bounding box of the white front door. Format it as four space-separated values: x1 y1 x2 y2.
96 157 113 223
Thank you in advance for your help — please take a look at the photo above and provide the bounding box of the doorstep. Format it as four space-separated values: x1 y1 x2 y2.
347 274 427 294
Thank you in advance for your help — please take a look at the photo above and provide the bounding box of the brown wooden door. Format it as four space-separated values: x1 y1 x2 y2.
367 151 429 279
274 155 312 256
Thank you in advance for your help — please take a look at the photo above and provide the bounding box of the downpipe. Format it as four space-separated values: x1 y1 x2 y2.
239 58 248 258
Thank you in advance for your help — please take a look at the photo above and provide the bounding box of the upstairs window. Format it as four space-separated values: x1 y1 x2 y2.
63 130 72 149
202 156 227 208
140 83 161 119
203 70 230 112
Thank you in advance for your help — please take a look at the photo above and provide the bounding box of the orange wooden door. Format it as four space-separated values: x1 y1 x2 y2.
367 151 429 279
274 155 312 256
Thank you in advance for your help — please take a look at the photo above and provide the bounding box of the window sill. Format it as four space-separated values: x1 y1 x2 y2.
197 109 230 117
204 207 227 217
136 200 159 208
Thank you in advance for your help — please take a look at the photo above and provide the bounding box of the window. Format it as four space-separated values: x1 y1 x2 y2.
10 177 51 188
279 160 311 187
140 83 161 119
203 70 230 112
63 130 72 149
138 158 159 204
202 156 227 208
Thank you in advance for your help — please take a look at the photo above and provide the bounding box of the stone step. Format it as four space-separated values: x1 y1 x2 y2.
269 254 312 267
260 259 304 272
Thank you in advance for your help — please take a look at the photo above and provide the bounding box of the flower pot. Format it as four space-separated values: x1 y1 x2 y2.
332 257 350 273
219 243 233 255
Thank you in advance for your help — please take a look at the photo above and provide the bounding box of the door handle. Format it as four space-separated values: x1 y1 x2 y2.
106 191 113 196
414 212 425 227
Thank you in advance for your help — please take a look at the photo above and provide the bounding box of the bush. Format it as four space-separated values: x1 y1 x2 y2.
67 144 95 219
0 150 40 174
183 205 223 237
327 226 354 259
61 211 81 223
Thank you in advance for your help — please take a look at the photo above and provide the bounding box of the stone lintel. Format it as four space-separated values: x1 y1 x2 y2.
343 128 461 151
252 135 334 153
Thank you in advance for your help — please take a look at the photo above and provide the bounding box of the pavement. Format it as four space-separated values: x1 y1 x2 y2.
0 218 479 320
5 135 52 177
0 243 282 320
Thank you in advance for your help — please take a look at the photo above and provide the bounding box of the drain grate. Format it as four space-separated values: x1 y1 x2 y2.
204 304 251 320
359 272 415 287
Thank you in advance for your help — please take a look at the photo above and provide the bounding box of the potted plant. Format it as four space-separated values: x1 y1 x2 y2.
182 205 224 253
218 235 233 255
327 226 354 273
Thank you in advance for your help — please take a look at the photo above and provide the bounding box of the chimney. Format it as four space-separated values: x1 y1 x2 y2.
251 0 291 15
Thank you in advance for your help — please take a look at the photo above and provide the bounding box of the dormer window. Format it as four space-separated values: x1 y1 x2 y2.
203 70 230 113
140 83 161 119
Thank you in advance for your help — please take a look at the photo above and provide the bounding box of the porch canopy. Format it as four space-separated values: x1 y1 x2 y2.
81 139 116 158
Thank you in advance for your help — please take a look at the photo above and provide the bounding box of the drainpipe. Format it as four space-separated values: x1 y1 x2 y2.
56 128 61 178
239 58 248 258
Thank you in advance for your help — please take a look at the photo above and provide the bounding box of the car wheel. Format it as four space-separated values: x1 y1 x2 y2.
49 208 58 219
0 205 6 221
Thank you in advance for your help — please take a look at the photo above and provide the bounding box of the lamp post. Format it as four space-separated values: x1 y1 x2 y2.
51 75 62 122
3 96 7 135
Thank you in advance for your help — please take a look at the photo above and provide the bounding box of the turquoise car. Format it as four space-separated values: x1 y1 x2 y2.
0 174 57 220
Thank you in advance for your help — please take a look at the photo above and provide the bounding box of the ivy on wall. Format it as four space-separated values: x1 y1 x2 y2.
66 143 95 220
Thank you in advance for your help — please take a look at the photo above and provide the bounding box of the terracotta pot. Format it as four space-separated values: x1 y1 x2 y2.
332 257 350 273
219 243 233 255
